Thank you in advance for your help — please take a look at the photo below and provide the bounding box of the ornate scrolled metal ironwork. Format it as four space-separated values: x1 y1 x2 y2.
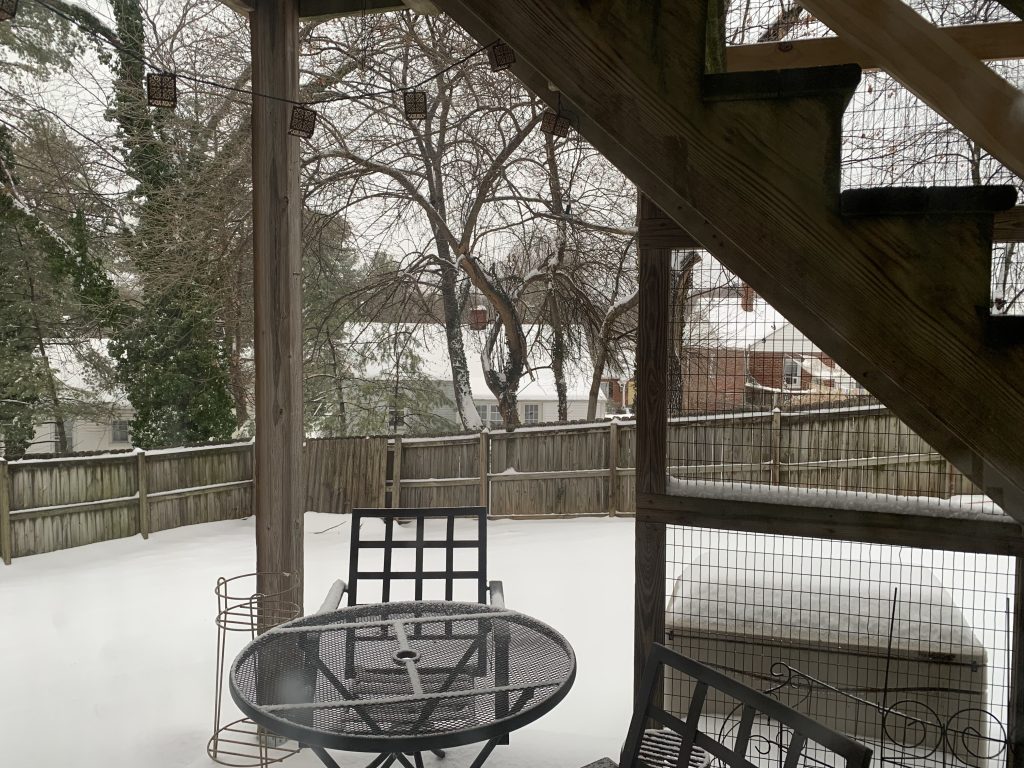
701 660 1007 768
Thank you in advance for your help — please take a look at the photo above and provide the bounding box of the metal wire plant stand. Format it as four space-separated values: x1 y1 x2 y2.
208 572 303 767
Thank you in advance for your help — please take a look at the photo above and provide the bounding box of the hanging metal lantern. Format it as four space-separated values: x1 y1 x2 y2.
540 111 571 138
0 0 18 22
488 41 515 72
404 90 428 121
146 72 177 109
288 105 317 139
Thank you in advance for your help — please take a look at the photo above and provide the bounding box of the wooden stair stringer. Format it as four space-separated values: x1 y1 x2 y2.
431 0 1024 519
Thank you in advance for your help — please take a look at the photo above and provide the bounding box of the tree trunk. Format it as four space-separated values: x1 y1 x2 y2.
440 259 481 429
549 295 569 421
587 347 608 421
26 274 67 453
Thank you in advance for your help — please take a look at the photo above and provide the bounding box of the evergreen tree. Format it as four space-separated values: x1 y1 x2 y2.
103 0 237 447
108 286 235 447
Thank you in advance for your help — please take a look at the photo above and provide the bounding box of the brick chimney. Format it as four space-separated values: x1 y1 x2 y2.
741 283 755 312
468 307 488 331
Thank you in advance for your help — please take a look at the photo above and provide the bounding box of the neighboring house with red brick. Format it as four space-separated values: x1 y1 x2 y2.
676 287 865 414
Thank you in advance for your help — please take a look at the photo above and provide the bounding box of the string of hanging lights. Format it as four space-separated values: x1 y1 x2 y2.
8 0 568 142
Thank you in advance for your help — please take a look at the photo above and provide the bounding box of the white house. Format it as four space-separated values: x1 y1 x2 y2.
25 341 134 455
350 322 608 430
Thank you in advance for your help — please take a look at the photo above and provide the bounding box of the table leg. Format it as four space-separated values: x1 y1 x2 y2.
468 737 502 768
311 746 344 768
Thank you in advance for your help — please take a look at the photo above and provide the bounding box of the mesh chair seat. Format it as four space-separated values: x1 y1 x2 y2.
638 729 711 768
580 730 711 768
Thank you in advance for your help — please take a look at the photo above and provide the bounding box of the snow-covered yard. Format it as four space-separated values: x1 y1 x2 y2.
0 514 635 768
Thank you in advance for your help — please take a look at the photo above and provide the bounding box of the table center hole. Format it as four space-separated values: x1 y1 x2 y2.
393 648 420 665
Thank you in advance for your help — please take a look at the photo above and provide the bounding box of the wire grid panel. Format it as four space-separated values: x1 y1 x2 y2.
663 253 1009 515
665 526 1014 768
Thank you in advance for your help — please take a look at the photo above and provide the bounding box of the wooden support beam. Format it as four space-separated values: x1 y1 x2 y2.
726 21 1024 73
252 0 304 618
430 0 1024 520
634 246 671 698
642 203 1024 245
218 0 439 20
797 0 1024 180
638 492 1024 557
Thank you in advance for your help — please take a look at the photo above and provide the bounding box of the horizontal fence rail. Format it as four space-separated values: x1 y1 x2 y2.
0 405 977 563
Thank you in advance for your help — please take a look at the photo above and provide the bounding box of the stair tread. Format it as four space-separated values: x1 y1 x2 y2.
842 185 1019 216
703 63 861 102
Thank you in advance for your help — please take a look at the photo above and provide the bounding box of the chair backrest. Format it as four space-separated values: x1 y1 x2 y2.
347 507 488 606
621 644 872 768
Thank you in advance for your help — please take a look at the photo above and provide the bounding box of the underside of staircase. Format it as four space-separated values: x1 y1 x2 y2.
426 0 1024 525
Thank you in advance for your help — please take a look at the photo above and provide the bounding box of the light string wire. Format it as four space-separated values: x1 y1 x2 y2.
25 0 493 110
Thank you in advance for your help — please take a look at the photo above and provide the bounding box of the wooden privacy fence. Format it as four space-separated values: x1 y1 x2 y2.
0 406 976 564
0 438 385 564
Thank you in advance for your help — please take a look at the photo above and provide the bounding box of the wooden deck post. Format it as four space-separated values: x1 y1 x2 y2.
479 431 490 509
634 238 671 696
137 450 149 539
391 437 402 509
0 458 11 565
608 420 619 516
251 0 304 616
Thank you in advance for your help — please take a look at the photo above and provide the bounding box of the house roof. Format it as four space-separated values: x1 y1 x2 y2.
690 296 787 349
347 322 605 403
750 321 823 355
43 339 128 408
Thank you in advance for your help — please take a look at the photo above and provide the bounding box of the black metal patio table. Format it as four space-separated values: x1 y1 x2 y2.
229 600 576 768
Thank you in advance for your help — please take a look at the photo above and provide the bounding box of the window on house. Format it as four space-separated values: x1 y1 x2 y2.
111 420 130 444
783 358 802 389
387 407 407 431
523 404 540 424
476 404 502 428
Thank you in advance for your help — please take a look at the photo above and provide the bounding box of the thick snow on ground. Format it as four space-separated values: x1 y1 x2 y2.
0 514 635 768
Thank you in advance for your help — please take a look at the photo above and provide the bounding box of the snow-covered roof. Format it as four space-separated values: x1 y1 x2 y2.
688 297 786 349
750 321 821 354
346 322 604 402
43 339 128 407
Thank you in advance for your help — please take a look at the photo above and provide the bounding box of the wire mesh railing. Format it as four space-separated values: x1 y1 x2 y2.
665 525 1015 768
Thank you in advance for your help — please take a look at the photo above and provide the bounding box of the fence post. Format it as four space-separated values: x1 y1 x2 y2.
391 437 403 509
770 407 782 485
0 458 10 565
608 421 619 516
137 450 150 539
479 431 490 509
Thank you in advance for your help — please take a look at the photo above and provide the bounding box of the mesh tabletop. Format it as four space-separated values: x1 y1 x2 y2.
229 601 576 752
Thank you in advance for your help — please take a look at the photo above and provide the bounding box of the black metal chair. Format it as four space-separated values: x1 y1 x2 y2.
344 506 503 608
316 506 507 767
582 643 873 768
